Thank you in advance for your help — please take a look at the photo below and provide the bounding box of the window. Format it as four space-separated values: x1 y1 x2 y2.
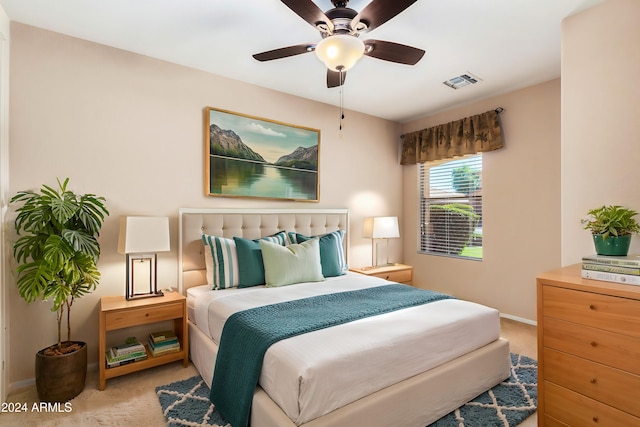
419 154 483 260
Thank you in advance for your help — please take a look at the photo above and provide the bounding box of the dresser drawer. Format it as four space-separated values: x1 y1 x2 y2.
544 347 640 417
105 302 183 330
544 381 640 427
543 317 640 375
542 415 571 427
543 286 640 337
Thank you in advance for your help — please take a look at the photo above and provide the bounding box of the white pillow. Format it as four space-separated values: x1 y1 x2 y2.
259 238 324 287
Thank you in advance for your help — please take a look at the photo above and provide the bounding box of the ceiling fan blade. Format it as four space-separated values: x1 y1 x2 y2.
364 40 425 65
351 0 418 33
281 0 334 33
327 69 347 88
253 43 315 62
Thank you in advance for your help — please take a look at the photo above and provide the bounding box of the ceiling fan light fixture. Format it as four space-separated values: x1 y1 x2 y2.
315 34 365 72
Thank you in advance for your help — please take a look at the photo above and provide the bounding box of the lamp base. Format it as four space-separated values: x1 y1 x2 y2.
360 263 398 271
125 290 164 301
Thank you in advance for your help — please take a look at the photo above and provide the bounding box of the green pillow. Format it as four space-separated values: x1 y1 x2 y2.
290 230 348 277
259 239 324 287
234 231 288 288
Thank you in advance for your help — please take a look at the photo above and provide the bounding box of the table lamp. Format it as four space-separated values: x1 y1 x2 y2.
118 216 170 300
363 216 400 268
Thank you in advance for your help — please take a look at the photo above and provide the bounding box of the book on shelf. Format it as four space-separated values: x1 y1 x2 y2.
149 339 179 350
149 333 178 346
149 330 177 343
109 347 146 362
582 254 640 267
148 330 179 358
581 268 640 285
105 350 147 368
149 347 180 357
582 261 640 276
148 341 180 357
113 338 145 357
148 335 179 347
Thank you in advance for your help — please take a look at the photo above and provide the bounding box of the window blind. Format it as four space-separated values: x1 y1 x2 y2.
419 154 483 259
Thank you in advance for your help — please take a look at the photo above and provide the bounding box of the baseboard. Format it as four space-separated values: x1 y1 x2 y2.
499 312 537 326
8 360 99 396
8 377 34 395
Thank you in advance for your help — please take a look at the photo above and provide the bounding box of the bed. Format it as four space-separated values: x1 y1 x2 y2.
179 208 511 427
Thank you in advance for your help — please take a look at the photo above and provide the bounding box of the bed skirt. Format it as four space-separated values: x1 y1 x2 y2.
188 320 511 427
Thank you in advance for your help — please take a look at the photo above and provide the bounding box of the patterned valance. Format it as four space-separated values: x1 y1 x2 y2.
400 109 504 165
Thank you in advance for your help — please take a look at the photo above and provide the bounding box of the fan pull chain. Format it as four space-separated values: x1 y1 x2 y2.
339 68 345 130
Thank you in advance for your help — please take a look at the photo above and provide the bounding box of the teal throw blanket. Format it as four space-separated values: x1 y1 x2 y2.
209 283 454 427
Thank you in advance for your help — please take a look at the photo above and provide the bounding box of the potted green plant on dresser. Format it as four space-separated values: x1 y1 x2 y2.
11 178 109 402
582 205 640 256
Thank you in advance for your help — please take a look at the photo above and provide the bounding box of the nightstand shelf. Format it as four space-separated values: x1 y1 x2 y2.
350 263 413 285
99 292 189 390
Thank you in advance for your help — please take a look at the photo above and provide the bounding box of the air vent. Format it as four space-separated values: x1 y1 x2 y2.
443 72 482 90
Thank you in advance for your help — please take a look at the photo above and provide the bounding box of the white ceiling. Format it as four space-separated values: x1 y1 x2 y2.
0 0 604 123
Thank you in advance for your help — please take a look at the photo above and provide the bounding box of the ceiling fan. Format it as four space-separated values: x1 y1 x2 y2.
252 0 426 88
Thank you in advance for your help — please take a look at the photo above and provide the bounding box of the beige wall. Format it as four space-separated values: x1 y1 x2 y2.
6 23 402 386
561 0 640 264
0 3 10 403
399 0 640 323
401 79 562 322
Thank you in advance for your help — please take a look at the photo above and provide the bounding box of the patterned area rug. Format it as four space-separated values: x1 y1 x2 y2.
428 353 537 426
156 353 537 427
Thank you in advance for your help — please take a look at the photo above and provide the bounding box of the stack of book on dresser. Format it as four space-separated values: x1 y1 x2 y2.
581 254 640 285
148 330 180 357
105 337 147 368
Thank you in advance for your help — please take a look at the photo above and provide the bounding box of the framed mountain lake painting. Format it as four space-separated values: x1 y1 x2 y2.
205 107 320 202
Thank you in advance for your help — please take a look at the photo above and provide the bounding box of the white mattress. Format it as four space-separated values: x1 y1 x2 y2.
187 273 500 425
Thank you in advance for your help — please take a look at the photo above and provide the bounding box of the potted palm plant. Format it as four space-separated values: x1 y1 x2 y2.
581 205 640 256
11 178 109 402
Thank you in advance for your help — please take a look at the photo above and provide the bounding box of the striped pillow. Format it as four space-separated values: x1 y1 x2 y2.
201 235 238 290
202 231 289 290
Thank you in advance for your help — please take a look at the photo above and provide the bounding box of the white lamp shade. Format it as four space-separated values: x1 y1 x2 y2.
363 216 400 239
315 34 365 71
118 216 170 254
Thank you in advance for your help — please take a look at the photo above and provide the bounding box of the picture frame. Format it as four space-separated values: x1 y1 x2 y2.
204 107 320 202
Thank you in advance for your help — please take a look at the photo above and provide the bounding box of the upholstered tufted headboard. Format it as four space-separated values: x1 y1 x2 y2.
178 208 349 293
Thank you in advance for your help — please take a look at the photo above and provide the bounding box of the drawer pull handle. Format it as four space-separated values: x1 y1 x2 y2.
590 378 597 384
590 341 598 347
592 416 599 423
385 275 390 279
589 304 596 310
145 313 149 317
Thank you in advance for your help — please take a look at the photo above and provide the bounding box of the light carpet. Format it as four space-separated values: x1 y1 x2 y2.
156 353 537 427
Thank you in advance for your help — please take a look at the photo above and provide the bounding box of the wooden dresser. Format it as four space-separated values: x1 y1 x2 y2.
537 264 640 426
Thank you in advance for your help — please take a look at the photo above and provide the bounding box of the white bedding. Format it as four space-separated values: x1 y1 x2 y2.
187 272 500 425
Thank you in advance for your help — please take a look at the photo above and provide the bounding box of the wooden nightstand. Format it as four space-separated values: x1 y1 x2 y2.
350 263 413 285
99 292 189 390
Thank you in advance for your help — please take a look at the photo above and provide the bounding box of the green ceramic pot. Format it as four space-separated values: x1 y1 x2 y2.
592 233 632 256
